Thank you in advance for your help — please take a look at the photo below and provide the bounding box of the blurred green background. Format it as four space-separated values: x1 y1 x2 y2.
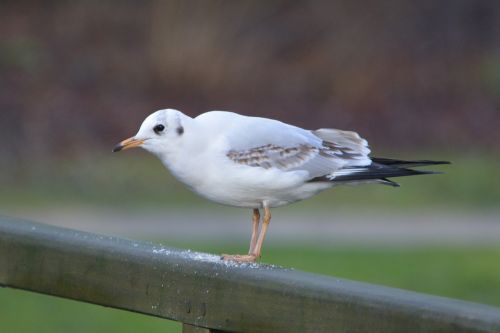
0 1 499 332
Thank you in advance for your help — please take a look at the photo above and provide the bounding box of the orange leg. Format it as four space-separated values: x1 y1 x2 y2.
221 208 262 263
248 209 260 254
251 205 271 259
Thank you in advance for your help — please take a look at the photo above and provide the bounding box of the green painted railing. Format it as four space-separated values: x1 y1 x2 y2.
0 216 499 333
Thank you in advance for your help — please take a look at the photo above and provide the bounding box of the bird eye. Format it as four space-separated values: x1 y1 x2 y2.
153 124 165 134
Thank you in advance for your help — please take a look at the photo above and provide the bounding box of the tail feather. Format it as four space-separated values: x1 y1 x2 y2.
378 178 401 187
308 158 449 185
331 164 439 182
371 158 450 168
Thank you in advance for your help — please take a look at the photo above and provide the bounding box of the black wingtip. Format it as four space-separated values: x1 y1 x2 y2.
427 161 451 165
371 158 451 168
380 178 400 187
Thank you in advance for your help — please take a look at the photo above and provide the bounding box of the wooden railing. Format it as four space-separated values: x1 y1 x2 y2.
0 216 499 332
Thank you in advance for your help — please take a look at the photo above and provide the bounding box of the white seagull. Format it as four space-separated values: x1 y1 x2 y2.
113 109 448 262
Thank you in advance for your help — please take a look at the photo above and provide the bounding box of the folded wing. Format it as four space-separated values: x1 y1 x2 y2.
226 127 372 180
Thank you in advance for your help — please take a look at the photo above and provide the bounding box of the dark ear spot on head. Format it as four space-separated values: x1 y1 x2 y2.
176 126 184 135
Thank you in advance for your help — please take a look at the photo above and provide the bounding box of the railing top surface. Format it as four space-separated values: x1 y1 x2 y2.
0 215 499 333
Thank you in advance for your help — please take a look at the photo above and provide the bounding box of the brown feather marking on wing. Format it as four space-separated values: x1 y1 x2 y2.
227 144 319 170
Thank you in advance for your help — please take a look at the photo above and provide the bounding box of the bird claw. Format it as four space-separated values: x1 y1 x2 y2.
221 254 258 263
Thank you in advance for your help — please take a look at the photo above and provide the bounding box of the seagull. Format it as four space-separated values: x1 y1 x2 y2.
113 109 449 262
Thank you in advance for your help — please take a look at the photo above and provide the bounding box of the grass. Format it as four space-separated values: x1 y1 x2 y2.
1 244 499 333
1 152 499 211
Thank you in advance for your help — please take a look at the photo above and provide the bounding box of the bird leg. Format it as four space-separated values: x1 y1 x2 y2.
221 208 261 263
251 205 271 259
249 208 260 254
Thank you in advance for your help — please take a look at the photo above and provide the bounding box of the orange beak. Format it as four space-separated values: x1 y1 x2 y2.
112 137 145 152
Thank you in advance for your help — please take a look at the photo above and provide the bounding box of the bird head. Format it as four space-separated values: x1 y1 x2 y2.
113 109 187 156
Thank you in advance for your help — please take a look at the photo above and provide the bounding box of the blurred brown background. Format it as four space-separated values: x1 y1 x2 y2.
1 0 499 168
1 2 500 332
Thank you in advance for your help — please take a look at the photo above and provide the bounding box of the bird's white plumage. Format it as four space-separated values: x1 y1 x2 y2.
133 109 372 208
